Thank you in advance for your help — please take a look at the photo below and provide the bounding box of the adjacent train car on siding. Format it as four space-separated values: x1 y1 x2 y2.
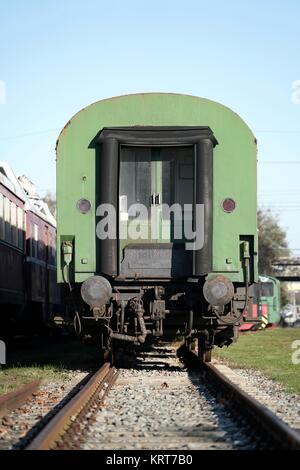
257 275 281 327
56 93 258 361
0 163 60 334
19 175 60 326
240 275 281 331
0 163 26 327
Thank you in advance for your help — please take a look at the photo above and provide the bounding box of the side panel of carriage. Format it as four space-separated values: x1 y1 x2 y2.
25 210 60 319
0 182 26 308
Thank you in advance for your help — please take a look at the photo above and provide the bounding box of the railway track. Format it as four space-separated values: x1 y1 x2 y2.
25 363 118 450
0 381 40 419
23 345 300 451
180 347 300 450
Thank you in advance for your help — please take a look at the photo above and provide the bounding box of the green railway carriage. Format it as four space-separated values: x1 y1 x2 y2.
56 93 258 361
258 275 281 326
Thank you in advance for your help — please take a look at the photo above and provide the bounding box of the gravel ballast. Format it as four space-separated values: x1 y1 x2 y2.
216 364 300 432
0 370 87 450
83 347 254 450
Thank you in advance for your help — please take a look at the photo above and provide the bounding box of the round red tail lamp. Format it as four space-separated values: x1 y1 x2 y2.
222 198 236 213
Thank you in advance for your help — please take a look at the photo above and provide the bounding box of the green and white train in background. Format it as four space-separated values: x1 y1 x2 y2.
258 275 281 326
56 93 258 361
240 275 281 331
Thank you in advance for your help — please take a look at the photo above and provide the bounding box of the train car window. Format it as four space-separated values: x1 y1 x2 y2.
50 233 55 265
160 147 193 237
30 223 38 258
49 245 52 264
177 154 193 206
4 196 11 243
48 234 52 264
30 224 34 257
47 231 50 262
161 159 173 207
17 207 24 250
51 236 56 264
38 229 45 260
120 148 152 213
0 193 4 240
261 282 274 297
48 232 51 263
11 202 17 246
34 224 39 258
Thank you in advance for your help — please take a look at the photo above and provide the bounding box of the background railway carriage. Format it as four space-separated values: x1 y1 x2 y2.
256 275 281 327
0 163 60 335
0 162 26 330
240 275 281 331
20 176 60 327
56 93 258 361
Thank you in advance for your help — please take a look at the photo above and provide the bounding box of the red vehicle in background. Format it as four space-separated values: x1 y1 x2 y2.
240 278 275 332
240 301 268 331
0 162 59 336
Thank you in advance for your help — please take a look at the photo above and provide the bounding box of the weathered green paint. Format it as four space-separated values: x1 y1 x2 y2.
56 93 257 284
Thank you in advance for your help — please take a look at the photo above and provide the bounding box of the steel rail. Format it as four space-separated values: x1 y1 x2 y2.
26 363 118 450
181 347 300 450
0 381 40 418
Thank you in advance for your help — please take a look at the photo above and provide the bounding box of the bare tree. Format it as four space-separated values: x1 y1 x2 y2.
258 208 290 306
43 191 56 217
258 209 290 273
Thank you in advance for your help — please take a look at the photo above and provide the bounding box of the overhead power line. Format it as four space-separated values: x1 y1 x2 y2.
255 130 300 134
0 128 61 141
259 161 300 164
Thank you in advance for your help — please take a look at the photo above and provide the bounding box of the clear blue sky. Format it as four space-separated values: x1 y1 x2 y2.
0 0 300 250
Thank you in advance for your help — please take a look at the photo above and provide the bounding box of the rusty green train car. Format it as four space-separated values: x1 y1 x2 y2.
56 93 258 361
